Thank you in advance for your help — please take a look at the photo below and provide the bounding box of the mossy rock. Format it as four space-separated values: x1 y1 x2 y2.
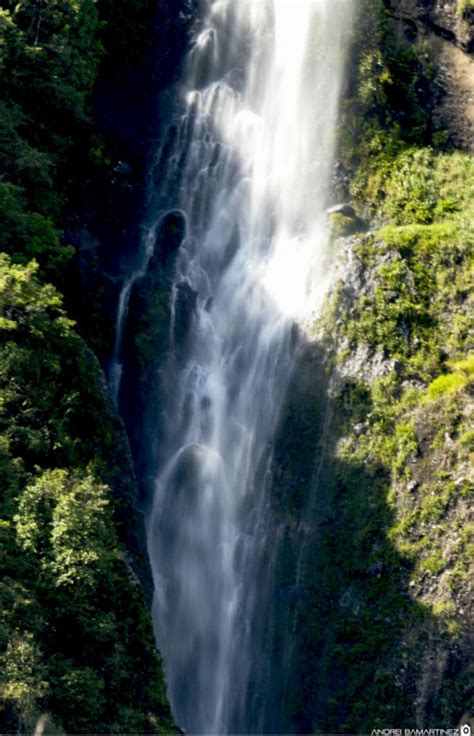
329 211 364 238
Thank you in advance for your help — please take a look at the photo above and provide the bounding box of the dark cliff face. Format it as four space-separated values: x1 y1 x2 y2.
66 0 199 368
386 0 474 50
118 213 197 507
64 0 199 613
385 0 474 150
256 1 474 732
69 3 201 511
385 0 474 52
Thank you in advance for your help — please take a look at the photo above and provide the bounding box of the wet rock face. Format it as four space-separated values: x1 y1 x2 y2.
67 232 124 367
386 0 474 150
158 210 187 263
386 0 474 51
174 281 197 352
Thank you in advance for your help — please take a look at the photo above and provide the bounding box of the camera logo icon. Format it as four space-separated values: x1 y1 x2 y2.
461 724 471 736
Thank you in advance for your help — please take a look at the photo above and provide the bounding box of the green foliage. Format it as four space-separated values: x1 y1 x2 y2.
0 100 55 211
392 423 418 478
356 147 474 226
340 0 439 183
0 0 105 285
0 253 72 334
0 184 74 282
0 1 102 140
303 355 473 729
457 0 474 16
305 4 474 728
54 667 106 733
329 212 363 239
339 145 473 380
0 0 162 286
0 255 175 733
0 633 47 729
0 0 181 731
426 356 474 400
16 469 115 588
371 148 438 224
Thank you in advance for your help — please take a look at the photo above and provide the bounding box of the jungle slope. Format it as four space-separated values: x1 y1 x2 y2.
0 0 192 732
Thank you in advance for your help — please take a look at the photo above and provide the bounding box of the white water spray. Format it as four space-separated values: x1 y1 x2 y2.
146 1 353 732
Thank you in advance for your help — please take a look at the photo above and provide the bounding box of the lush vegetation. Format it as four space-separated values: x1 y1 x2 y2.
275 1 473 731
0 0 178 732
457 0 474 17
1 0 472 732
0 0 102 279
0 255 176 732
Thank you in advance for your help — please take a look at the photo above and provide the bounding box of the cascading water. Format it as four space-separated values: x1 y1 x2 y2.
144 0 353 732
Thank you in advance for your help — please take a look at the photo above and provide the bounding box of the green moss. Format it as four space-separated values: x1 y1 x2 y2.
329 212 363 239
320 213 473 722
457 0 474 16
419 485 456 523
458 429 474 450
133 286 169 367
338 146 473 378
426 355 474 400
305 7 474 725
367 149 474 227
427 373 467 400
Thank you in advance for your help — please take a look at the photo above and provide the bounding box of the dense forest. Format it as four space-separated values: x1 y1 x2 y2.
0 0 190 731
0 0 472 733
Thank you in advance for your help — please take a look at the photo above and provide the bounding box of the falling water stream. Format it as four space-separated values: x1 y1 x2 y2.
116 0 353 732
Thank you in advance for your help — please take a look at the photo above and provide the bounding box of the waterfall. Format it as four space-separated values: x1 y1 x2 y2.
145 0 353 732
109 227 157 405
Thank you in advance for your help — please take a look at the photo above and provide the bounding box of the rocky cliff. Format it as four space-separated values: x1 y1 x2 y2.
263 1 473 731
386 0 474 149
